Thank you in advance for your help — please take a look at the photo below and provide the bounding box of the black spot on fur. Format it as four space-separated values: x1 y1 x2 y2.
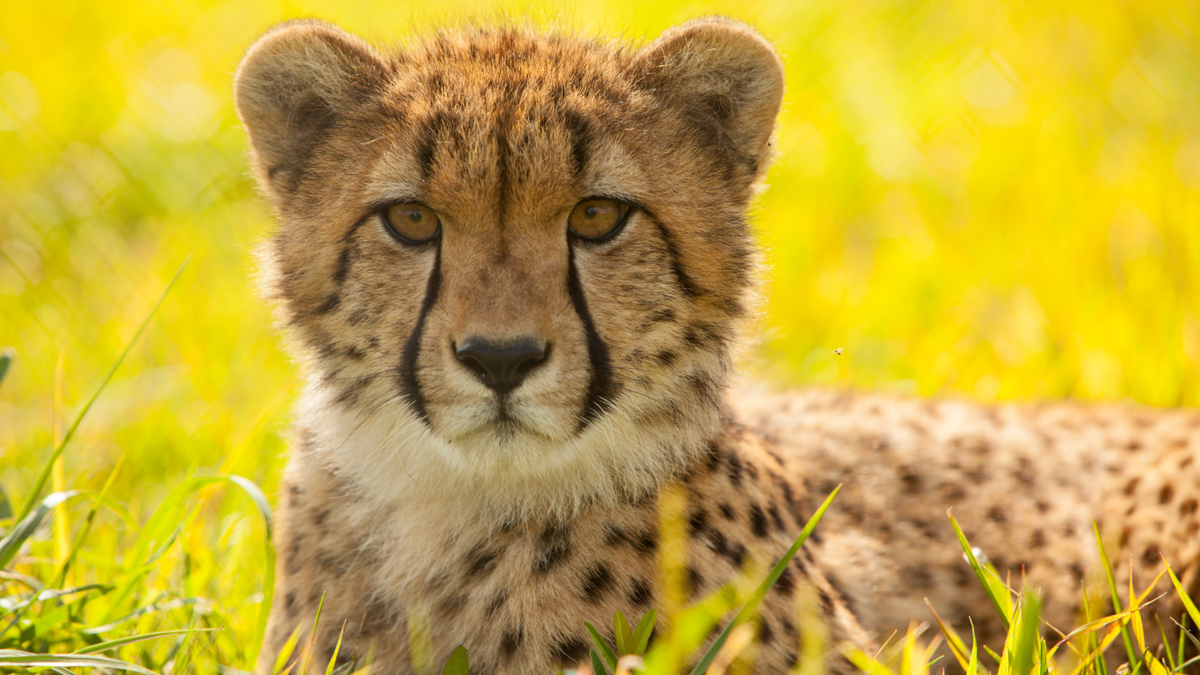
629 577 653 606
631 529 657 556
1160 483 1175 504
653 220 702 298
767 504 785 531
688 373 717 406
654 349 678 367
775 567 796 597
286 537 304 575
688 508 709 536
687 565 704 595
648 307 676 323
1142 545 1160 566
501 626 524 659
749 505 769 538
719 502 735 520
582 563 615 603
285 590 298 617
758 618 774 645
312 509 331 530
332 243 354 286
1030 529 1046 548
726 455 743 486
551 636 588 666
438 593 468 616
485 589 508 618
535 523 572 575
466 542 504 579
315 293 340 315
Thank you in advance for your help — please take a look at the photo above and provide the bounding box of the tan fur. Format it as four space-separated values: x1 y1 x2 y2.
234 18 1200 675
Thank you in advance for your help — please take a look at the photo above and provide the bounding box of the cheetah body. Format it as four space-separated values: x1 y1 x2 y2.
233 19 1200 675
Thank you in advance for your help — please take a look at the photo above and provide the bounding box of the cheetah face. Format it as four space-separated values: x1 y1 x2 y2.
235 20 783 508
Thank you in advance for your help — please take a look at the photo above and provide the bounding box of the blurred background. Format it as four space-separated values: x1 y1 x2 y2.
1 0 1198 669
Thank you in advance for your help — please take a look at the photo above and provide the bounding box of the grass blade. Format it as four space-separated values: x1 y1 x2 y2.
0 491 83 569
839 643 894 675
615 611 634 655
687 485 840 675
83 597 201 634
587 621 619 670
966 626 980 675
324 621 347 675
273 624 304 675
0 347 13 389
633 609 657 654
926 599 972 671
1010 591 1042 675
16 258 189 522
591 648 612 675
0 649 161 674
74 628 216 655
1094 523 1140 670
48 448 128 592
949 511 1011 630
1163 561 1200 629
441 645 469 675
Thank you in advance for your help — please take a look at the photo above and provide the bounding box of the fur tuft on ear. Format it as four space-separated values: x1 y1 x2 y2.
632 17 784 181
234 20 390 193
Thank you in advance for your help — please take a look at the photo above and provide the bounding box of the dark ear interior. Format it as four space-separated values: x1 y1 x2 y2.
234 20 389 192
632 18 784 181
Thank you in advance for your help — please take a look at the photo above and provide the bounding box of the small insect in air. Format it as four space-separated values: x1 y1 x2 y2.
833 348 843 356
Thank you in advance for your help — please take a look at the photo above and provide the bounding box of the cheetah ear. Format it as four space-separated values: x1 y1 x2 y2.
633 18 784 181
235 20 390 194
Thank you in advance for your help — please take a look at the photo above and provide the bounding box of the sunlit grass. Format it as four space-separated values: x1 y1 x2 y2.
2 0 1199 672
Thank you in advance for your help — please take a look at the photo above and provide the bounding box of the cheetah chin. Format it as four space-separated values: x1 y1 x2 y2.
235 17 1200 675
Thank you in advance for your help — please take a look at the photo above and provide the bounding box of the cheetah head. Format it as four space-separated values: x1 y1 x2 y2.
235 19 783 517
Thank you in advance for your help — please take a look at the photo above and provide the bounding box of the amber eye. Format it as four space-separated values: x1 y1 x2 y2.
382 203 440 243
568 198 631 240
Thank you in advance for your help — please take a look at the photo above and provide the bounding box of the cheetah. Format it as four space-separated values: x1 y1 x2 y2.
233 17 1200 675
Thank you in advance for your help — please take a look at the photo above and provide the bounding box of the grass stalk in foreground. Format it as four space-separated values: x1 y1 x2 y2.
16 257 190 522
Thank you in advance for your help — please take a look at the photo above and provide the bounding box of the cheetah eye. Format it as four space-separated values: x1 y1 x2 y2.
568 198 631 241
382 202 440 244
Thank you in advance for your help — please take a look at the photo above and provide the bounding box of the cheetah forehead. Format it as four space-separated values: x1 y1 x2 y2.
235 19 785 218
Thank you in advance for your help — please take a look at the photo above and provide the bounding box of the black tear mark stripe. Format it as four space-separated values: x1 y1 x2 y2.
652 220 702 298
566 246 618 431
398 243 442 424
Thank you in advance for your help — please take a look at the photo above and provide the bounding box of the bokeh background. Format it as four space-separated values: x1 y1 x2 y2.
1 0 1198 669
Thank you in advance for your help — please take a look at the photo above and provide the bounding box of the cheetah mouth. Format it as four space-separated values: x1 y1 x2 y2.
442 402 561 446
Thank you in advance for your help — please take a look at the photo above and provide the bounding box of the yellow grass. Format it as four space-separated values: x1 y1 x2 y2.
1 0 1198 671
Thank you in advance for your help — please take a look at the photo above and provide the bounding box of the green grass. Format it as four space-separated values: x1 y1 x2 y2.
2 0 1200 672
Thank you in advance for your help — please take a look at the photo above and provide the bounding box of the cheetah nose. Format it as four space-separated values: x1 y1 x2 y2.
454 338 548 395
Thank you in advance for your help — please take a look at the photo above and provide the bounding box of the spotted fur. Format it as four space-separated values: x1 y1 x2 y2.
235 18 1200 675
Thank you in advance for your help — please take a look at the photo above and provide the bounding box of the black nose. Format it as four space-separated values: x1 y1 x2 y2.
455 339 548 395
